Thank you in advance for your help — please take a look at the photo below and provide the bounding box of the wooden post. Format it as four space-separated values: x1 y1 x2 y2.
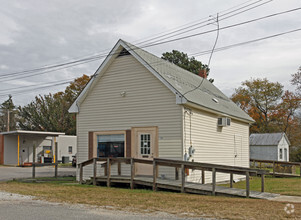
54 142 58 178
261 174 265 192
153 160 157 191
201 169 205 184
175 167 179 180
107 158 111 187
79 163 83 184
273 161 275 177
300 163 301 177
130 158 135 190
212 168 216 196
32 143 36 178
230 172 233 188
104 164 107 176
93 158 97 185
181 164 185 193
246 171 250 198
118 161 121 176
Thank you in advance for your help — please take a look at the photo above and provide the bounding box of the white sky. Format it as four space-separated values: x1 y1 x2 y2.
0 0 300 105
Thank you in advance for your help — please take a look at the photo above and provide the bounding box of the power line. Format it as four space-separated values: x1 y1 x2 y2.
183 14 220 98
4 25 301 99
133 0 264 45
140 0 272 46
190 27 301 57
0 0 274 81
0 81 73 98
140 7 301 49
1 5 300 99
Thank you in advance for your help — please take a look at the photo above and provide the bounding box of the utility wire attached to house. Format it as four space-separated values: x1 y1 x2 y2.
182 13 220 98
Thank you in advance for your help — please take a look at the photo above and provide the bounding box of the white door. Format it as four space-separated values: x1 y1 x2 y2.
284 148 288 161
132 127 158 176
234 135 242 166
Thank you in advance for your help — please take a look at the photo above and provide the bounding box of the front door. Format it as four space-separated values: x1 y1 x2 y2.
132 127 158 176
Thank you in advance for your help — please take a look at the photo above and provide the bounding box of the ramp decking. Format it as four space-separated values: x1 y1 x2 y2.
77 157 284 199
93 175 279 200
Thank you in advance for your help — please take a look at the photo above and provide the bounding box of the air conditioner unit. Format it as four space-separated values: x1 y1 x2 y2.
217 117 231 127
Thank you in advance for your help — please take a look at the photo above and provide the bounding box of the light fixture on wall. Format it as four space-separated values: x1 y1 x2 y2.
120 91 126 97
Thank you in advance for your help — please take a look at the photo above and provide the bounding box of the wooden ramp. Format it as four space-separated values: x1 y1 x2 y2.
93 175 279 200
79 157 279 199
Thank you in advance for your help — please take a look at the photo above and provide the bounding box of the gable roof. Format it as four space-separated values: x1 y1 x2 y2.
250 133 290 146
69 39 253 123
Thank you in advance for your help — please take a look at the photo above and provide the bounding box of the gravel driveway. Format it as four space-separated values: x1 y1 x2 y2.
0 166 76 181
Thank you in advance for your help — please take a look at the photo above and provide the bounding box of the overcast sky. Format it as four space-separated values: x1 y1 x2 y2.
0 0 301 106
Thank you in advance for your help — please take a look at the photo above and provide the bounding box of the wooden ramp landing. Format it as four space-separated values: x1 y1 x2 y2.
93 175 279 200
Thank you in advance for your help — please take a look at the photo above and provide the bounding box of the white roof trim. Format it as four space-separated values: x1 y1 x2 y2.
68 39 187 113
0 130 65 136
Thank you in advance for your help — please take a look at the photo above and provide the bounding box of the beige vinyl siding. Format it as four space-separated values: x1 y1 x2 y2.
77 55 182 180
184 107 250 183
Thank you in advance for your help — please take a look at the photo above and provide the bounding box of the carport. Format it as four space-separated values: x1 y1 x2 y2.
0 130 64 166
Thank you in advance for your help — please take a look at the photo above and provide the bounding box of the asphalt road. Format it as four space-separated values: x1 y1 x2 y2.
0 166 76 181
0 192 190 220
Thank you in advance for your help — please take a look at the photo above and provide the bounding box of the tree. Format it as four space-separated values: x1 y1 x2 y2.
273 91 300 134
231 78 284 133
18 74 90 135
0 95 17 132
291 66 301 93
161 50 213 82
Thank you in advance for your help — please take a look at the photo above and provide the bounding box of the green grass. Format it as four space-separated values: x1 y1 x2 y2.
221 176 301 196
58 163 73 167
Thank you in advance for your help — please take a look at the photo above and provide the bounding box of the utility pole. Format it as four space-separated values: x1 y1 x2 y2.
7 109 9 132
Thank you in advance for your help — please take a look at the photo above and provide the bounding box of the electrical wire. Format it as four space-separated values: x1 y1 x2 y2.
2 25 301 99
139 0 272 46
0 0 278 81
133 0 266 45
182 13 220 98
190 27 301 57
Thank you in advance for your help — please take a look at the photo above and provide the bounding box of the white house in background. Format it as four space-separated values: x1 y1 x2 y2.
0 130 77 165
57 135 77 162
69 39 254 183
250 133 290 162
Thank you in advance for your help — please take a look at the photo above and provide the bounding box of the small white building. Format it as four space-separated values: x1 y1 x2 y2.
57 135 77 162
250 133 290 162
0 130 77 165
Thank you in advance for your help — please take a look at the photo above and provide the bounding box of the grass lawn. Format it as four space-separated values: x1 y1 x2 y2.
221 176 301 196
58 163 73 167
0 178 300 219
